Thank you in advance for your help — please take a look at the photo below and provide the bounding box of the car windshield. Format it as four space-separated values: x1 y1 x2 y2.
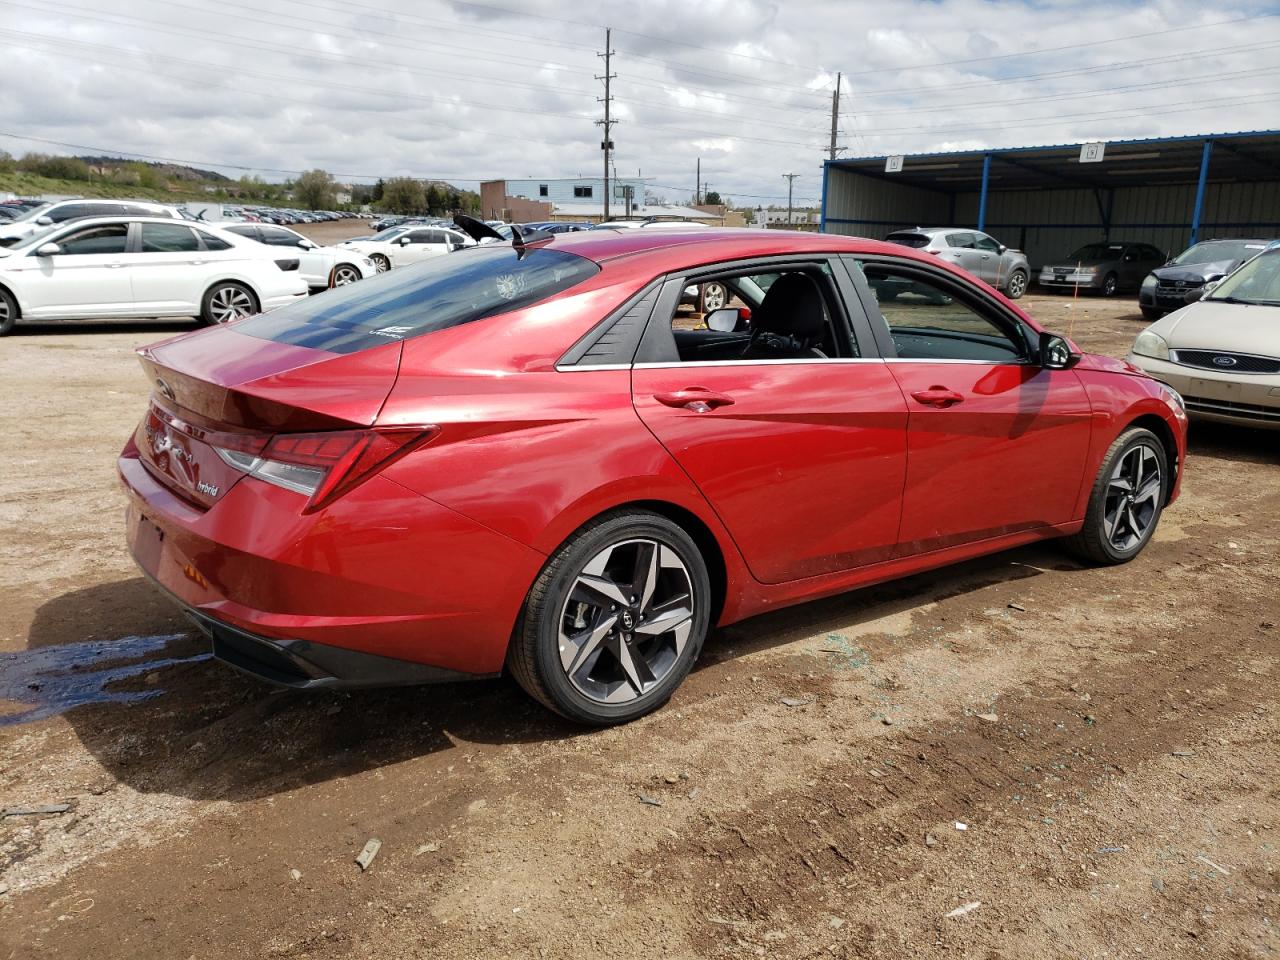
1172 240 1268 265
5 203 51 224
1069 244 1125 261
1205 249 1280 306
8 223 66 250
370 227 408 241
235 245 601 353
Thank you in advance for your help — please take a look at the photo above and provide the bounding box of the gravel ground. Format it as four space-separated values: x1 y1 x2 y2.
1 261 1276 959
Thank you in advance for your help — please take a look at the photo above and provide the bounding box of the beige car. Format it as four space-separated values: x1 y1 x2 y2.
1127 245 1280 429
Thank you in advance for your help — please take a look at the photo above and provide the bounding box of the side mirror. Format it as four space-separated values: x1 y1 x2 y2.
398 236 412 245
998 244 1008 254
1039 331 1080 370
706 307 750 333
35 215 52 226
296 238 316 249
35 242 61 257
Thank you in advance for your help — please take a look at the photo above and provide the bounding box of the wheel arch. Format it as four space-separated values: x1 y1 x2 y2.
1125 412 1179 505
202 277 262 311
0 280 21 318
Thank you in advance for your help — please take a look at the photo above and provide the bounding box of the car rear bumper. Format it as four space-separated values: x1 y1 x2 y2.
119 443 547 681
1125 354 1280 429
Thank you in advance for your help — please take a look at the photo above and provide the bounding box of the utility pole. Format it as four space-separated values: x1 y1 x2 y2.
696 157 701 205
828 72 843 161
596 28 617 222
783 173 799 226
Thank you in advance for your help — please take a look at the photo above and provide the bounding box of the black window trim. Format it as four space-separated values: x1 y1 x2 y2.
556 278 664 369
842 253 1039 363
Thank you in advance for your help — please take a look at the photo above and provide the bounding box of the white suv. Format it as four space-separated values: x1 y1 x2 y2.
0 199 181 246
0 217 307 335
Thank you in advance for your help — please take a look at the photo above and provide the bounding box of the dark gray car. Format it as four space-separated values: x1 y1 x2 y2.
885 227 1031 298
1038 242 1166 297
1138 238 1276 320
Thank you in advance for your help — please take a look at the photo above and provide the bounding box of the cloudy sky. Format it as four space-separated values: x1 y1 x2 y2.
2 0 1279 207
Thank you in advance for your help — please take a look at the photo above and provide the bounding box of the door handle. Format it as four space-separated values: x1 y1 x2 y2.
910 386 965 408
189 260 206 266
107 262 123 269
653 387 736 412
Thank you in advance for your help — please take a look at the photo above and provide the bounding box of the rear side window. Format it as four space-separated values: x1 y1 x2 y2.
236 245 601 354
885 232 930 249
196 230 233 251
140 222 200 252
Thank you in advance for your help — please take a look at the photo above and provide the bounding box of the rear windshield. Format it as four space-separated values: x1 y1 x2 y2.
235 245 601 354
1069 243 1125 260
885 232 930 249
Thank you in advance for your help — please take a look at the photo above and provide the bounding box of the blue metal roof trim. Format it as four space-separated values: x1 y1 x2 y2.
832 129 1280 166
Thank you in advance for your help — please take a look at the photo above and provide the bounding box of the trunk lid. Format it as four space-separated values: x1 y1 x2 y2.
134 325 403 509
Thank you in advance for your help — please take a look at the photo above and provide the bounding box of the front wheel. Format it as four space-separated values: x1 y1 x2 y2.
1004 270 1028 299
1064 427 1168 565
0 288 16 336
370 253 390 273
332 263 362 286
1101 272 1118 297
200 282 258 325
507 511 711 725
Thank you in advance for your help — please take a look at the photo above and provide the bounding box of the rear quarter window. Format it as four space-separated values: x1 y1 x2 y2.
235 245 601 354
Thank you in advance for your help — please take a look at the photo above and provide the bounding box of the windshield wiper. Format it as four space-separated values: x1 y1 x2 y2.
1211 296 1279 306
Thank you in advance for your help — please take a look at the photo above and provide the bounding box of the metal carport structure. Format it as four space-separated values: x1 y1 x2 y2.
819 130 1280 268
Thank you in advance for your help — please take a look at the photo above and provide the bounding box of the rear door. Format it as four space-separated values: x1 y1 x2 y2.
631 257 909 584
16 221 133 318
129 221 210 315
849 257 1092 555
257 224 326 287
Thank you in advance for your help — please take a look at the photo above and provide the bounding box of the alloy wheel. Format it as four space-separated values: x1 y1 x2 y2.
702 282 727 312
208 286 255 323
333 265 361 285
557 538 695 704
1103 274 1117 296
1006 272 1027 298
1103 443 1162 552
371 255 390 273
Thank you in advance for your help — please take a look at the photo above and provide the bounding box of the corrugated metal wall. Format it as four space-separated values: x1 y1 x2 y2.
822 171 948 238
826 168 1280 267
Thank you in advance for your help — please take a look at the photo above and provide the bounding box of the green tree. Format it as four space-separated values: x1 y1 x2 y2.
380 177 426 214
703 190 723 206
294 168 337 210
424 183 446 215
0 150 13 173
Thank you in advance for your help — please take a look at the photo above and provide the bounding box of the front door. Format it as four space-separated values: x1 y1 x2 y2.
631 260 909 584
853 259 1093 555
18 222 133 318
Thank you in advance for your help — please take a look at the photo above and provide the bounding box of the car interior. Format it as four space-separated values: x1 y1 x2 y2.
667 266 851 363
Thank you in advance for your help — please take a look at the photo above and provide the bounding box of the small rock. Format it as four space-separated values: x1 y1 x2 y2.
881 716 894 726
779 696 812 707
355 838 381 872
1084 714 1096 725
687 788 701 801
976 712 999 723
954 822 968 831
1007 602 1027 612
144 672 161 686
638 793 663 807
1172 749 1194 757
290 868 302 881
829 917 845 929
664 775 680 784
925 834 938 847
2 803 72 818
415 842 439 855
1151 877 1165 893
1226 541 1240 549
945 901 981 919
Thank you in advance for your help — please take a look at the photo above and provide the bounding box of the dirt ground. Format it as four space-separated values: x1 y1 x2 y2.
1 268 1277 959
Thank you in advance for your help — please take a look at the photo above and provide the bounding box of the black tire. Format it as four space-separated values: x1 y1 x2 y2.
507 510 711 725
370 253 390 273
1004 270 1028 299
1101 272 1118 297
0 287 16 336
1064 427 1168 566
1140 305 1163 321
200 282 259 326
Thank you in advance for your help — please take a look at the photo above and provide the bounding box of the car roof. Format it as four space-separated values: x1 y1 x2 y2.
536 227 930 269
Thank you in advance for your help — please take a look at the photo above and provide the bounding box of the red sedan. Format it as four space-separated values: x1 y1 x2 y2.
119 228 1187 725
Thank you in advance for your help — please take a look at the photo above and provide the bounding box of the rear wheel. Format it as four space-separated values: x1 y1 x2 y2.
1140 305 1163 321
1064 427 1167 565
332 263 362 286
701 282 727 312
0 288 16 336
370 253 390 273
1004 270 1028 299
200 282 258 326
507 511 711 725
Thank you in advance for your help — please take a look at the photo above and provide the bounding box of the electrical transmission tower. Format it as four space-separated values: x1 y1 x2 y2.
596 28 617 222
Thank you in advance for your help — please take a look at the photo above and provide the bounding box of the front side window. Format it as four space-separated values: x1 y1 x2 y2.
54 223 129 255
258 226 302 247
858 261 1026 363
140 222 200 253
971 233 1002 253
235 245 600 354
222 224 259 240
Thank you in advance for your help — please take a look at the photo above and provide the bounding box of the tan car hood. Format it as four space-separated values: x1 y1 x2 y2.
1160 300 1280 355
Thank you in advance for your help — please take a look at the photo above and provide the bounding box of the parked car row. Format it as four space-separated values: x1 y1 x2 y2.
199 206 361 226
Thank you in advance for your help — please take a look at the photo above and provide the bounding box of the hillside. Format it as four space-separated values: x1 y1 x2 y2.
0 171 222 203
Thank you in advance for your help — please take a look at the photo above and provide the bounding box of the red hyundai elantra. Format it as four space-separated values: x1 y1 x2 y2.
120 227 1187 724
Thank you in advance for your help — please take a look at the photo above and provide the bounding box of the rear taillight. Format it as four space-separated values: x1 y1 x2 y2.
215 427 437 512
274 258 300 271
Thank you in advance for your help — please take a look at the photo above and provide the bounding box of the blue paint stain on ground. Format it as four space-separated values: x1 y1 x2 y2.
0 634 209 727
